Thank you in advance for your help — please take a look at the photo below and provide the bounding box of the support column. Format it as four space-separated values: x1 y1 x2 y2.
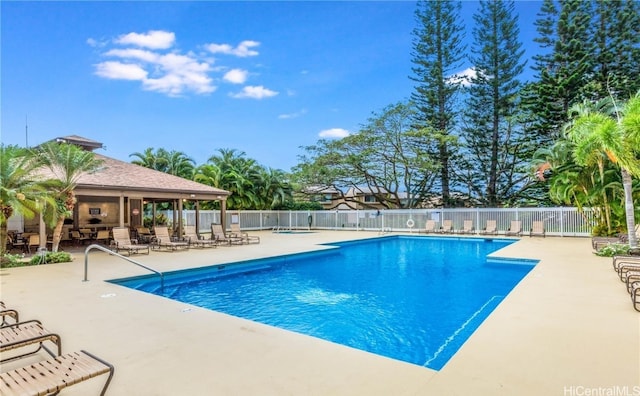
220 199 227 231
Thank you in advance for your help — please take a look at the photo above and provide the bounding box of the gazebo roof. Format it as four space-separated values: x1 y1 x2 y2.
42 136 230 201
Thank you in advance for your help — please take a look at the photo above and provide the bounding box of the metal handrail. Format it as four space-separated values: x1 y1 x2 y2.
83 244 164 289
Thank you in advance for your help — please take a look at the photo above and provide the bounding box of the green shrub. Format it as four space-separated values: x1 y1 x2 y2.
27 251 72 265
0 253 27 268
595 243 630 257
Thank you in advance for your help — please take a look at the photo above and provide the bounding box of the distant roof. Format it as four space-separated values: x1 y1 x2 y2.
49 135 104 151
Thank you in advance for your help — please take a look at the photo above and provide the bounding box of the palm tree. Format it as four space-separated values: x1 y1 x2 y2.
0 145 56 255
565 93 640 250
36 142 104 252
130 147 195 179
203 149 262 210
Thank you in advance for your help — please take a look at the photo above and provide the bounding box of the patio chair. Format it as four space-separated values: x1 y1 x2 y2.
152 226 189 251
0 302 19 327
111 227 150 256
480 220 498 235
94 230 110 246
136 227 154 244
505 220 522 237
6 234 26 254
0 349 114 396
230 223 260 244
211 224 243 246
530 221 545 237
458 220 475 235
183 226 217 248
437 219 453 234
422 219 437 234
71 230 91 246
0 319 61 363
27 234 41 255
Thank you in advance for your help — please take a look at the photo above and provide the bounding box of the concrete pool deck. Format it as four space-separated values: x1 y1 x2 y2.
1 231 638 395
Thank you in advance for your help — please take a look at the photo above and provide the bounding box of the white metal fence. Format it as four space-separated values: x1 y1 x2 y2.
162 207 594 237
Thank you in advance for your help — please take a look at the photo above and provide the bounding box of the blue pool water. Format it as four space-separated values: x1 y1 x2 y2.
110 236 536 370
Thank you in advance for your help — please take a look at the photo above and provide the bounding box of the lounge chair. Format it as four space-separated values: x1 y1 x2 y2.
111 227 150 256
0 319 61 363
617 262 640 282
0 350 114 396
480 220 498 235
437 219 453 234
529 221 545 237
211 224 243 246
183 226 217 248
230 223 260 244
152 226 189 251
505 220 522 237
631 281 640 312
0 302 19 327
612 255 640 271
458 220 475 235
422 220 437 234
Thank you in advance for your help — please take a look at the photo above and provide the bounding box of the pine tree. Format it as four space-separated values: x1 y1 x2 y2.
410 0 466 207
523 0 593 144
589 0 640 101
458 0 527 206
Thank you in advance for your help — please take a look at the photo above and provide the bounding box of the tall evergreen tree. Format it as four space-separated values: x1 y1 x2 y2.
410 0 466 206
589 0 640 101
523 0 593 144
458 0 527 206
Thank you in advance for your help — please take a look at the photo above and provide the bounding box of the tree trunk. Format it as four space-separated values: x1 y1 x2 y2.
50 218 65 253
621 168 638 249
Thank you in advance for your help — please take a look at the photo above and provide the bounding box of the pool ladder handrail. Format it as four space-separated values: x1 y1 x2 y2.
83 244 164 289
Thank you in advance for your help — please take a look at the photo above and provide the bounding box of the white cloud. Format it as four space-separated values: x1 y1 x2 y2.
94 61 148 80
115 30 175 49
205 40 260 57
278 109 307 119
230 85 278 99
97 45 215 96
223 69 248 84
319 128 350 139
93 32 269 97
447 67 477 87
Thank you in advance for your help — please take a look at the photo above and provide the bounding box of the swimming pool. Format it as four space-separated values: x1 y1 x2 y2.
110 236 536 370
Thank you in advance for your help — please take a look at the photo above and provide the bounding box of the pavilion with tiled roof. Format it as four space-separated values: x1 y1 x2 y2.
19 135 231 245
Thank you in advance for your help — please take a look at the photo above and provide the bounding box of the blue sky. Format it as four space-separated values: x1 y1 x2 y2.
1 1 542 172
